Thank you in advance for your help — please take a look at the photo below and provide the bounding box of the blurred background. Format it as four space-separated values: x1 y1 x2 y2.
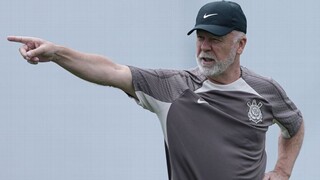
1 0 319 179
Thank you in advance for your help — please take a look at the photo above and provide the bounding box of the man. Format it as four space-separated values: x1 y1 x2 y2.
8 1 304 180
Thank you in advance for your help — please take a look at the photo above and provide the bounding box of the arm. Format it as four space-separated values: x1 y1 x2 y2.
264 121 305 180
7 36 136 98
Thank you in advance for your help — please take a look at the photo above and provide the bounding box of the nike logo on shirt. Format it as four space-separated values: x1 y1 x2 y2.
197 99 209 104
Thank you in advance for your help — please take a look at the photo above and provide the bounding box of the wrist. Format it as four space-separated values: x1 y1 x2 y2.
51 45 65 63
273 168 291 179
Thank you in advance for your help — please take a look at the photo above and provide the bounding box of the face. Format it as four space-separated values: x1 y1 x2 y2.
196 30 242 78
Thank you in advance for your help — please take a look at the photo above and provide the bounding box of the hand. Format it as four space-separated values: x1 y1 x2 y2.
263 170 290 180
7 36 57 65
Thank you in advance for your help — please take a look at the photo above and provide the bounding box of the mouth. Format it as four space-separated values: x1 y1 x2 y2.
200 57 216 67
202 57 214 62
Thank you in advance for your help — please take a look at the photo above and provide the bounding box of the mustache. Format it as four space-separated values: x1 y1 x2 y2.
197 52 217 60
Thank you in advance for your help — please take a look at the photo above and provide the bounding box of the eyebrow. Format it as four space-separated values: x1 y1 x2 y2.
211 36 224 41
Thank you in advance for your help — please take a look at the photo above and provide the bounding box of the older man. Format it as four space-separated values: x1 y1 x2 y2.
8 1 304 179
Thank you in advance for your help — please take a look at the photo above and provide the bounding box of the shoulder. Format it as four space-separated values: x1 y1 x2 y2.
129 66 206 82
241 66 272 83
241 66 293 105
128 66 206 93
241 66 284 92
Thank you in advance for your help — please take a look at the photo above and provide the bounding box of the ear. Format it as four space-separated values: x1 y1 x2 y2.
237 36 247 54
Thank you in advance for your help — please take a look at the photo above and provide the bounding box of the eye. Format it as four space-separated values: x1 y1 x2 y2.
211 37 222 43
197 35 205 41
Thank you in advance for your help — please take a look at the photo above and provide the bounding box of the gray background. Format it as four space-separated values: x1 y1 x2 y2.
1 0 319 179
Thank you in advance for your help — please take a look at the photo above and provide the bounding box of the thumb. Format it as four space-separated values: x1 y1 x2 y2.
263 173 271 180
26 46 45 58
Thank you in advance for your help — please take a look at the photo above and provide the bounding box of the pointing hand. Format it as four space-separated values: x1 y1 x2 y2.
7 36 57 65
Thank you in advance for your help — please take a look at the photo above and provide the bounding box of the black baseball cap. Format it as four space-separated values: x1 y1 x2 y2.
187 1 247 36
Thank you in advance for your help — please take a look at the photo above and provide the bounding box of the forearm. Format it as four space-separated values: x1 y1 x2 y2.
273 121 304 178
52 45 125 87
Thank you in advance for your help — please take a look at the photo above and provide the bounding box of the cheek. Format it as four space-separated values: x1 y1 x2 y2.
216 46 232 59
196 45 201 57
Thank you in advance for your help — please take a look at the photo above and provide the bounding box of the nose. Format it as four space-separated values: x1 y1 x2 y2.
200 39 211 52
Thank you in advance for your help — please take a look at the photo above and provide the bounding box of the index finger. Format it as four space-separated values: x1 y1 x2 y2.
7 36 37 44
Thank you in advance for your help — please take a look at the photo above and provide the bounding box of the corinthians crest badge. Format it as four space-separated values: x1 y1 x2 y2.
247 99 263 123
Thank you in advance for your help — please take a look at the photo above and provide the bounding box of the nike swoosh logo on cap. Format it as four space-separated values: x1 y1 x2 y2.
203 13 218 19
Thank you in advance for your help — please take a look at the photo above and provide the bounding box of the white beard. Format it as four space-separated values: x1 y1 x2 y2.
196 47 237 77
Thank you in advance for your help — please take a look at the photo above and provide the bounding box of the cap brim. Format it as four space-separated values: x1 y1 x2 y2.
187 24 233 36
